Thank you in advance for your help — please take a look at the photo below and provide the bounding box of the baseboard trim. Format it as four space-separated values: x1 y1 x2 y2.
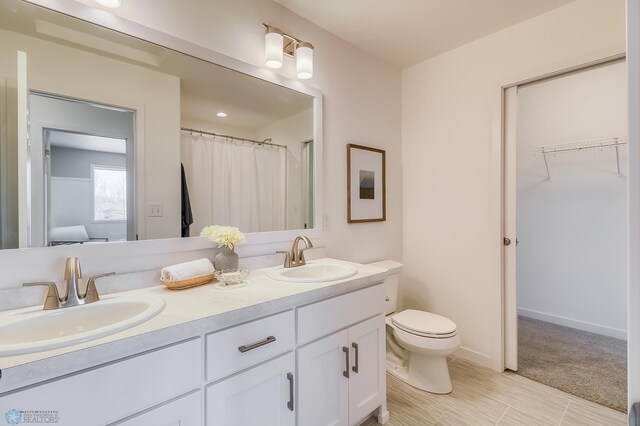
454 346 494 369
518 308 627 340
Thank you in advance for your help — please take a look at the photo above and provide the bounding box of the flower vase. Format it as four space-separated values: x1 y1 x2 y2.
214 246 239 271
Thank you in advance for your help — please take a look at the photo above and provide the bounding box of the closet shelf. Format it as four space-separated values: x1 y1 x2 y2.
534 136 627 180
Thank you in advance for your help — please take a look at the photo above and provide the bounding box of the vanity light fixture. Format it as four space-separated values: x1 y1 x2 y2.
216 112 228 118
264 26 284 69
95 0 121 8
295 42 314 80
263 24 314 79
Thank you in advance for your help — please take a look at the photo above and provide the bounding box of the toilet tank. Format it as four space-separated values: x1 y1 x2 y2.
367 260 403 315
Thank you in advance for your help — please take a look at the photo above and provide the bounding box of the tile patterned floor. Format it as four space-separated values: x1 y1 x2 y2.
363 357 627 426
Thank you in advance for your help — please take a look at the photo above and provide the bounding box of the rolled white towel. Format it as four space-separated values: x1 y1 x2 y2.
161 258 215 281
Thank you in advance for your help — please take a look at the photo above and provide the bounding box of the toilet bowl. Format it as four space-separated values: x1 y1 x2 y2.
368 260 460 394
386 309 460 394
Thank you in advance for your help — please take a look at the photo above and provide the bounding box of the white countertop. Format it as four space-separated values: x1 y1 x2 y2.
0 258 387 394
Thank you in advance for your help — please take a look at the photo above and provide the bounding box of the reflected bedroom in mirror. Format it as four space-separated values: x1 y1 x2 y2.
0 0 315 249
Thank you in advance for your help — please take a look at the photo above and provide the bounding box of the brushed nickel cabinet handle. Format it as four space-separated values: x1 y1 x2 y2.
342 346 350 378
238 336 276 353
287 372 294 411
352 342 359 373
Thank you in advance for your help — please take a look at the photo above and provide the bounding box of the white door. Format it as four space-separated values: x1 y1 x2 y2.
16 50 28 248
348 316 385 425
627 0 640 415
116 392 202 426
297 330 349 426
206 353 295 426
503 85 518 371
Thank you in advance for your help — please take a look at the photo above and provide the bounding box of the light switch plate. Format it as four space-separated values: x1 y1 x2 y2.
147 203 163 217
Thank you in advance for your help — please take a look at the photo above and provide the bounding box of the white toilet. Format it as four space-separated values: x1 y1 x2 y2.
369 260 460 394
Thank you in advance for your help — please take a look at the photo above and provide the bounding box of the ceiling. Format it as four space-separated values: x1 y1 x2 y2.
273 0 576 68
49 131 126 154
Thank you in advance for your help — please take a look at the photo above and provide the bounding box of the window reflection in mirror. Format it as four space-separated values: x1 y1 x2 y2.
0 0 315 249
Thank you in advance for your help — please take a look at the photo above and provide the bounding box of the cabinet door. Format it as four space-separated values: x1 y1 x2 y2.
116 392 201 426
348 315 385 425
297 329 349 426
206 352 295 426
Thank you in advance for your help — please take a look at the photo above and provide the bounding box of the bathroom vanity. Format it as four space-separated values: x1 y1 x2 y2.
0 259 389 426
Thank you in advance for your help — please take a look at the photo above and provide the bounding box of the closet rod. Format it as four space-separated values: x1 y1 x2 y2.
181 127 286 149
536 136 627 180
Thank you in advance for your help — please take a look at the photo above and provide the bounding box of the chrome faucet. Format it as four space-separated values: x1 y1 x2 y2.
277 236 313 268
23 257 115 310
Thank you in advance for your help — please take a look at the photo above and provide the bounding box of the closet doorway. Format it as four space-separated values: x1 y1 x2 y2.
503 58 628 412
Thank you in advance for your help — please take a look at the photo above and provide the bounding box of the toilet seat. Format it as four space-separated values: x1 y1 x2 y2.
391 309 457 339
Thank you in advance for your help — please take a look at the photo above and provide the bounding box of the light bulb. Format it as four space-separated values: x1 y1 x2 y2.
296 42 314 79
265 27 284 69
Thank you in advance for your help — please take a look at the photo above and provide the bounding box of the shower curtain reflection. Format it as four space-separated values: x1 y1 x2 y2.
181 134 286 234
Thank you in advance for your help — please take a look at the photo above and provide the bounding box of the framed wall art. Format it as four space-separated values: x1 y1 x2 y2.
347 144 386 223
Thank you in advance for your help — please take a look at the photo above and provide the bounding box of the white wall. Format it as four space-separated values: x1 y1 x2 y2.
401 0 626 368
516 61 627 339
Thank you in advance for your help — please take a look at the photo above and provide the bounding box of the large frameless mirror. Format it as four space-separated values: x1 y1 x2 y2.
0 0 316 249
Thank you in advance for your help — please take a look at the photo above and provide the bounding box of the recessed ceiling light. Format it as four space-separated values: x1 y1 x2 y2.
216 112 228 118
95 0 121 8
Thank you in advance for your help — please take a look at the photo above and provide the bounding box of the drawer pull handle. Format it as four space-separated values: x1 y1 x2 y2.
352 342 359 373
342 346 350 378
287 372 294 411
238 336 276 353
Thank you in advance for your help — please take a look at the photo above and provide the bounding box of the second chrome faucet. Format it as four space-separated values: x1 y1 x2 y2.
277 236 313 268
23 257 115 310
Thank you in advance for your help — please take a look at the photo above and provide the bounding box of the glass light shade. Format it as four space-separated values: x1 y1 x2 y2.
265 29 284 69
95 0 121 8
296 42 313 79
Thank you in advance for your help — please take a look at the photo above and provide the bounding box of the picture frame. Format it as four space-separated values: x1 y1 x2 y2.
347 143 386 223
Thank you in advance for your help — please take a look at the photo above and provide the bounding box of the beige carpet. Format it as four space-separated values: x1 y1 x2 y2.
517 316 627 412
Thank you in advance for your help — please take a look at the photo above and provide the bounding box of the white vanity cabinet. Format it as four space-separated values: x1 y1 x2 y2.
0 282 387 426
206 353 295 426
296 285 386 426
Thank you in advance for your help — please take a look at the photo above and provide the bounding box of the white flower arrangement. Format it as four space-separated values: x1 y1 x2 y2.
200 225 246 249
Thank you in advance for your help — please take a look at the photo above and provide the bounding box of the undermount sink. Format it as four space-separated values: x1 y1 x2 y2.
0 293 165 356
268 262 358 283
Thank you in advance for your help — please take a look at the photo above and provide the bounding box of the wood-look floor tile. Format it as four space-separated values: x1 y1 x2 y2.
560 399 626 426
361 360 625 426
497 404 565 426
433 412 481 426
448 358 568 425
384 374 445 424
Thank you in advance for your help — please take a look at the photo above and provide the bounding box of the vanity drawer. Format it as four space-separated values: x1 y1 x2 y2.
206 310 295 382
297 284 385 344
0 339 202 426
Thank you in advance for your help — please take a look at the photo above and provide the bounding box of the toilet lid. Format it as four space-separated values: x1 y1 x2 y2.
391 309 457 337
